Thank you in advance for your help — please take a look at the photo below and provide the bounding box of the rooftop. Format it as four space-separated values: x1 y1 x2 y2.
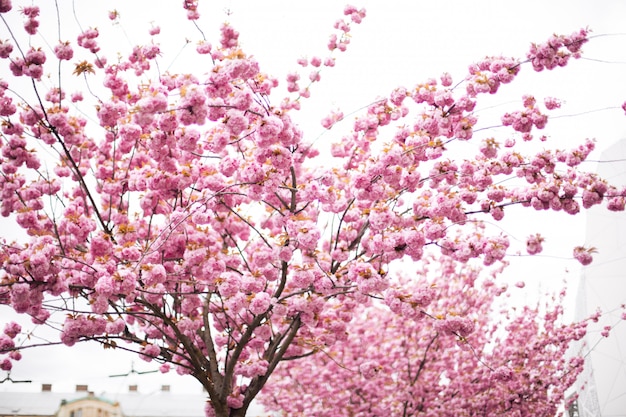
0 386 208 417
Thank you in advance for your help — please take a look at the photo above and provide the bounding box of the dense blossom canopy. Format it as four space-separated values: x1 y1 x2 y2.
261 254 591 416
0 2 625 416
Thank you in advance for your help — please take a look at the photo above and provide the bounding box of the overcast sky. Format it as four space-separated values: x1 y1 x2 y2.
1 0 625 399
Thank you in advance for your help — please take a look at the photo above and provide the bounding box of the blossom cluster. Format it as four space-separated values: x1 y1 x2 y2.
527 28 589 71
282 5 365 109
0 322 21 370
260 257 593 417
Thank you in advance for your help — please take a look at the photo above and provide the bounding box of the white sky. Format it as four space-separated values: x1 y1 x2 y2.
1 0 625 401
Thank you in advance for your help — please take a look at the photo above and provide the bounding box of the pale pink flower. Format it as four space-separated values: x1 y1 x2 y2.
309 70 321 82
0 0 11 13
544 96 561 110
140 344 161 361
250 292 271 314
0 334 15 351
227 393 244 409
526 234 544 255
0 359 12 371
359 361 380 379
440 72 453 87
573 246 595 265
3 322 21 338
105 319 125 335
54 42 73 60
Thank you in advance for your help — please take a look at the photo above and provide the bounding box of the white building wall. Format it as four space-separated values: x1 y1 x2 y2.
572 138 626 417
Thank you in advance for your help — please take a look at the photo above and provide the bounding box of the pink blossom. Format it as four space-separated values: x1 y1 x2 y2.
77 28 100 53
344 6 366 23
219 23 239 49
321 109 344 129
140 344 161 361
436 315 475 337
490 206 504 221
105 319 125 334
297 226 321 250
0 0 11 13
0 39 12 58
527 28 588 71
0 334 15 351
3 322 21 338
225 111 248 135
254 325 272 341
309 70 321 82
573 246 595 265
310 56 322 67
492 366 513 382
205 402 217 417
581 189 602 209
293 269 314 288
0 359 12 371
71 91 83 102
359 361 380 379
607 194 626 211
227 393 244 409
186 9 200 20
544 96 561 110
21 5 39 17
343 5 358 15
526 234 544 255
440 72 453 87
24 18 39 35
194 42 211 55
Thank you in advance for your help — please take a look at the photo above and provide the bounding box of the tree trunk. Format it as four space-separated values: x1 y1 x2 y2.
229 406 250 417
210 403 251 417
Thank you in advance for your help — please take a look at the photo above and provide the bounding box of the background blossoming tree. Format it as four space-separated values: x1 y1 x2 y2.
0 1 625 416
260 252 592 416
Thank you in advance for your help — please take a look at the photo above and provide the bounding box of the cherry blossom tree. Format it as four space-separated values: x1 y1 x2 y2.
259 251 592 416
0 2 625 416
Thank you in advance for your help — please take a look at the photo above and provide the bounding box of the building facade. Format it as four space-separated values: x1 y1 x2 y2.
0 384 207 417
55 395 122 417
569 139 626 416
